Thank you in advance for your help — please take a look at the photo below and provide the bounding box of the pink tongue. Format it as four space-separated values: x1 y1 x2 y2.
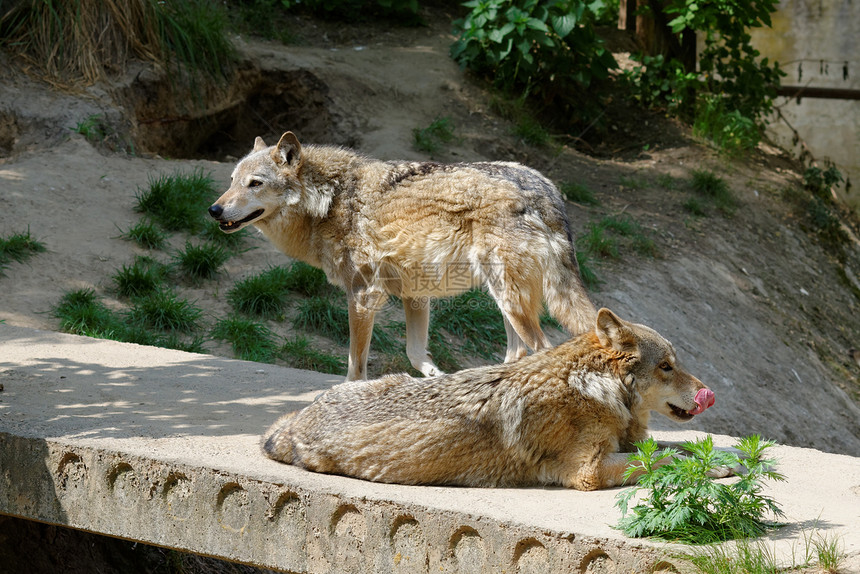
689 388 715 415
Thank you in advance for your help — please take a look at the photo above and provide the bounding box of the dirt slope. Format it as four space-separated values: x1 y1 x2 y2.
1 13 859 459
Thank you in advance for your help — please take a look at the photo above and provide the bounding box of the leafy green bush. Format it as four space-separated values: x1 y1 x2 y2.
693 94 761 155
615 435 785 543
451 0 616 105
625 0 784 151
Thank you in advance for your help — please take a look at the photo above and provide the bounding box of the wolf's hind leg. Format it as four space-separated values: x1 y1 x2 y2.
403 296 443 377
503 316 529 362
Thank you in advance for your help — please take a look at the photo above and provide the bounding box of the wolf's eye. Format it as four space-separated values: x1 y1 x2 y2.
659 362 673 372
248 180 263 188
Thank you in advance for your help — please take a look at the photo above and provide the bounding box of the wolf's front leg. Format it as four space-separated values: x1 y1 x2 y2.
403 296 443 377
346 292 379 381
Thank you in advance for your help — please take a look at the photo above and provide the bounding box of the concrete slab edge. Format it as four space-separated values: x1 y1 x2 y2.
0 433 682 574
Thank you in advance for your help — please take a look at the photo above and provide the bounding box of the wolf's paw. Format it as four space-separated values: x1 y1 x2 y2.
705 465 739 479
422 365 444 378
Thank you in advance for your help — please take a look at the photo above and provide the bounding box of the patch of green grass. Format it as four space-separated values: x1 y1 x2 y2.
0 0 235 86
579 222 620 259
430 289 506 360
235 0 297 44
199 219 248 248
616 435 785 543
293 294 397 350
412 117 455 153
575 250 602 291
293 295 351 343
619 175 650 190
113 256 169 298
682 196 708 217
126 288 202 332
282 261 330 297
512 115 551 147
174 241 229 281
691 169 737 215
0 228 46 274
811 532 845 573
600 214 657 257
157 0 237 81
71 114 108 143
211 316 279 362
560 181 599 205
656 173 680 191
685 528 845 574
135 168 216 233
53 289 121 337
280 336 347 375
120 219 168 250
53 288 204 351
227 266 292 319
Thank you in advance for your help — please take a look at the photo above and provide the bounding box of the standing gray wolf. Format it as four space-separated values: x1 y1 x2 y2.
208 132 596 381
262 308 717 490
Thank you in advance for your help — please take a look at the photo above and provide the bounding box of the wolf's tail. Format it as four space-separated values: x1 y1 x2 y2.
543 241 598 337
261 412 299 463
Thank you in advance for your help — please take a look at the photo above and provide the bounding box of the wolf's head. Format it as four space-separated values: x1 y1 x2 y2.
595 308 714 423
208 132 330 232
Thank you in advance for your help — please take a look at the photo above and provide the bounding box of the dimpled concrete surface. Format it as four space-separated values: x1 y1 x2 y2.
1 324 858 573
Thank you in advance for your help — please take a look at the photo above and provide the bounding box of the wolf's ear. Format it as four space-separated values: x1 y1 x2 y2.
272 132 302 167
595 308 638 354
253 136 267 152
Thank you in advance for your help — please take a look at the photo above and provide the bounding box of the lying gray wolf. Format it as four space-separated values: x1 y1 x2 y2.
262 308 717 490
208 132 596 380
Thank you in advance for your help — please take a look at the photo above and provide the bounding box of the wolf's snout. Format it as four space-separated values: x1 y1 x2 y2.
689 388 715 416
208 204 223 219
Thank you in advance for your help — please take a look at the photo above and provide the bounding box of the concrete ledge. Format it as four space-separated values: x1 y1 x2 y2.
1 324 858 573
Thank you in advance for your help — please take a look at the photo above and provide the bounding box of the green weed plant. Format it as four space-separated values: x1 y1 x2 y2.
615 435 785 543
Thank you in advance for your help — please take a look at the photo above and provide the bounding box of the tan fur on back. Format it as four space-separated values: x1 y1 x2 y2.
262 309 712 490
210 133 596 380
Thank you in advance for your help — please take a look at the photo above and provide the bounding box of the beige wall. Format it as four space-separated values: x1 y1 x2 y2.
750 0 859 211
